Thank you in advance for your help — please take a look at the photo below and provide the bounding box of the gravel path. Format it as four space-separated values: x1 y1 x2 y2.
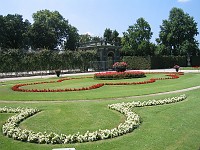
0 69 199 82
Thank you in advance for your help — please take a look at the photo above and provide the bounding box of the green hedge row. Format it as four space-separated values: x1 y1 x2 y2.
123 56 188 69
0 49 97 73
122 56 151 70
150 56 187 69
191 56 200 66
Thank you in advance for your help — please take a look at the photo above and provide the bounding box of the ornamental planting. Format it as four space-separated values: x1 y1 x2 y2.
11 72 184 92
1 94 187 144
94 71 146 80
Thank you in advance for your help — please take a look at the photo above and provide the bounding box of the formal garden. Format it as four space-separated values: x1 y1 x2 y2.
1 6 200 150
0 67 200 150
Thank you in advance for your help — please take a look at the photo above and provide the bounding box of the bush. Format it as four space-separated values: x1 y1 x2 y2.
191 56 200 66
94 71 146 80
122 56 151 70
150 56 187 69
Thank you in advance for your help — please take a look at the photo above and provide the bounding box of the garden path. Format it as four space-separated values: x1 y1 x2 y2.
0 69 199 82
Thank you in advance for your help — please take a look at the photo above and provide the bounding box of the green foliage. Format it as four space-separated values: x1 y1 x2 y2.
1 73 200 101
122 56 151 69
0 49 25 72
122 56 188 69
151 56 187 69
0 49 97 73
0 14 30 49
30 9 70 50
1 89 200 149
79 33 92 43
0 10 79 50
0 75 200 149
104 28 112 43
191 56 200 66
157 7 199 56
94 71 146 80
122 17 154 56
103 28 121 46
64 25 79 50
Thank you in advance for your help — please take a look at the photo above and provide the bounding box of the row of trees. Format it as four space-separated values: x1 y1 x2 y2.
0 7 199 56
121 8 199 56
0 10 79 50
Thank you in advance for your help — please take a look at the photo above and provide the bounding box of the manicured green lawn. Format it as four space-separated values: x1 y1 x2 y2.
1 73 200 101
0 72 200 150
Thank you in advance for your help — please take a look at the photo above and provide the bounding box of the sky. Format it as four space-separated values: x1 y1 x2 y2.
1 0 200 43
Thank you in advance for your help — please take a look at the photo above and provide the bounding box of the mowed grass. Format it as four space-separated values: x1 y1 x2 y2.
1 73 200 101
0 89 200 150
0 72 200 150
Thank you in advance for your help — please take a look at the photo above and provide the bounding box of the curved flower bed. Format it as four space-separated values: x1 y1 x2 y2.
12 82 104 92
11 72 183 92
94 71 146 80
1 94 187 144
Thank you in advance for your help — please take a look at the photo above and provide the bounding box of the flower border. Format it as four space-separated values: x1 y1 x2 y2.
94 71 146 80
1 94 187 144
11 72 184 92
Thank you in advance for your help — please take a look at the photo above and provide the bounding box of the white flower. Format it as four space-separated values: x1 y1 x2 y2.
0 94 187 144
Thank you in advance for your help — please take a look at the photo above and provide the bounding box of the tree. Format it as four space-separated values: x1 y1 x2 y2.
79 33 92 44
156 7 199 56
0 14 30 49
122 17 154 56
0 15 5 48
103 28 112 44
64 24 79 50
103 28 121 45
30 9 69 50
91 36 101 42
111 30 121 46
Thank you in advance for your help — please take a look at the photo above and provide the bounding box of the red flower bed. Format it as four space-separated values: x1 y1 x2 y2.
11 72 183 92
94 71 146 80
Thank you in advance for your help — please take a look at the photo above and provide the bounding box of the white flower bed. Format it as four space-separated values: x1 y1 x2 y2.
1 94 186 144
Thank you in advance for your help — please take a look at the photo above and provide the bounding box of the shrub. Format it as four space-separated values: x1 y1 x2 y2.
122 56 151 70
94 71 146 80
113 62 128 72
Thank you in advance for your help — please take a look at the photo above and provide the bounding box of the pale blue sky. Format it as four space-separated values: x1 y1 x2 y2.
0 0 200 43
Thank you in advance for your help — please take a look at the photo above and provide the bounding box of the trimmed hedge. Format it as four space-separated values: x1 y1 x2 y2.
0 49 97 73
150 56 187 69
191 56 200 66
122 56 187 69
122 56 151 70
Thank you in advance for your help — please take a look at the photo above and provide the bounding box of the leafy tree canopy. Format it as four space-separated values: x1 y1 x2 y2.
122 17 154 56
103 28 121 46
30 9 78 50
157 7 199 56
0 14 30 49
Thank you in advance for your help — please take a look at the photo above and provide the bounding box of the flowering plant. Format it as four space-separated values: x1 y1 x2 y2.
11 72 183 92
1 94 187 144
173 65 180 69
113 62 127 72
173 65 180 72
94 71 146 80
113 62 127 68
